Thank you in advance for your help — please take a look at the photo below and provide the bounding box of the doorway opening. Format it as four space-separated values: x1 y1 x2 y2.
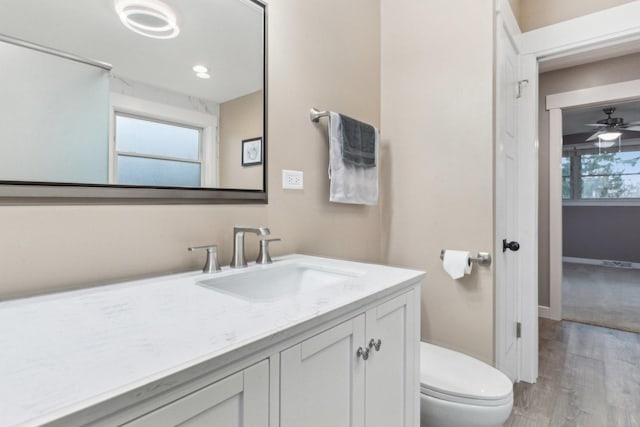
495 0 640 384
509 51 640 425
537 54 640 324
559 100 640 333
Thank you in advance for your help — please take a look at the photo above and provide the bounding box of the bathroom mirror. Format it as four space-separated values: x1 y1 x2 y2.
0 0 266 203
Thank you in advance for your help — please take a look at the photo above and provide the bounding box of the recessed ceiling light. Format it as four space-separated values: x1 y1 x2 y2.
115 0 180 40
196 72 211 79
193 65 208 73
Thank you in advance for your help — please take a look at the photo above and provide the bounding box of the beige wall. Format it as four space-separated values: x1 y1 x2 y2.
0 0 382 299
508 0 521 23
519 0 635 31
538 52 640 306
381 0 495 363
219 91 264 189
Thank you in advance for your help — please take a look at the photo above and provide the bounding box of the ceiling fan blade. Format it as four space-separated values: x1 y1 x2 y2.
622 121 640 126
584 124 605 127
586 131 602 141
622 126 640 131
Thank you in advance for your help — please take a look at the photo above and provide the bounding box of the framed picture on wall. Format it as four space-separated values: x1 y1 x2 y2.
242 137 263 166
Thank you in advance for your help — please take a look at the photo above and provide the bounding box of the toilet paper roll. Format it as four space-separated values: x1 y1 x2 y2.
442 250 472 279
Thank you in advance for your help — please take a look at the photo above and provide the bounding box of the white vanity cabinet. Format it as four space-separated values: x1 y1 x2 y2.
124 360 269 427
1 255 424 427
365 291 417 427
280 291 417 427
280 314 366 427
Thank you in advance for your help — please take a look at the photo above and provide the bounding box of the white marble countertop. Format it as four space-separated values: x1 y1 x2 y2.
0 254 424 427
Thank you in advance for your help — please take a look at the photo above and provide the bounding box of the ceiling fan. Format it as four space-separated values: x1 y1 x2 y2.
584 107 640 144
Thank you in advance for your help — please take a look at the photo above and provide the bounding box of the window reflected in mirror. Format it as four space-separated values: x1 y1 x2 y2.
115 115 203 187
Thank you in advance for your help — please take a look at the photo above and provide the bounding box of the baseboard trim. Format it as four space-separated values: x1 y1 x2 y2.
563 256 640 270
538 305 559 320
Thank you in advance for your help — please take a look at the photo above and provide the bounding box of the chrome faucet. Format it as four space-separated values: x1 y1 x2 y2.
188 244 221 273
230 226 270 268
256 238 281 265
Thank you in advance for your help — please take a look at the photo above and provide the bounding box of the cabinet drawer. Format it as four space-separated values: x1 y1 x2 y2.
124 360 269 427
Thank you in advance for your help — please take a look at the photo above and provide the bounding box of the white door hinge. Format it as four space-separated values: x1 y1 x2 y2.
516 80 529 99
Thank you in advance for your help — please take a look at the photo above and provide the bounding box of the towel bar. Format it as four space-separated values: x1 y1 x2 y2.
310 107 329 122
440 250 492 266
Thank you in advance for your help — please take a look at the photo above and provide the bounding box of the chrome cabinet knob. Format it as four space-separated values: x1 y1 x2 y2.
356 347 370 360
368 338 382 352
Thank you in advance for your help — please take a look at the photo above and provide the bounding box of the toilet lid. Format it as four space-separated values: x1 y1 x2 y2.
419 342 513 403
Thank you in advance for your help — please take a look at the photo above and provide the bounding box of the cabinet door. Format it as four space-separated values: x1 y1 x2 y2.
125 360 269 427
365 291 418 427
280 315 365 427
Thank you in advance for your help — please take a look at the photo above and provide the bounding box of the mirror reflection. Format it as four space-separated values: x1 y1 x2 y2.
0 0 265 191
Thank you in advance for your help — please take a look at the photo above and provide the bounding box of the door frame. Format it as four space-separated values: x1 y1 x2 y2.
497 0 640 383
545 79 640 320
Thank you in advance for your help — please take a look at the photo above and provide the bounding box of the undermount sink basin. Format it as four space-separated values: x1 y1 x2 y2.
198 262 361 301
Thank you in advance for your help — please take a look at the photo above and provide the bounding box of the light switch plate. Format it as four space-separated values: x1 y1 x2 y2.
282 170 303 190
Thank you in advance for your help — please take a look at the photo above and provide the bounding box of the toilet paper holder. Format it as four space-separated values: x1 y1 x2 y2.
440 250 492 267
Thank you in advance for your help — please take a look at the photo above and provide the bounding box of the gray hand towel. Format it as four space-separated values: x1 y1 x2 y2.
339 114 376 168
328 112 378 205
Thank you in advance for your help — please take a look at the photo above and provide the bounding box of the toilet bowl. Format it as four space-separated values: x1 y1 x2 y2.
419 342 513 427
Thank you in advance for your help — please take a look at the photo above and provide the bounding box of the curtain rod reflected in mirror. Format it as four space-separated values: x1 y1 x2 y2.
0 0 267 204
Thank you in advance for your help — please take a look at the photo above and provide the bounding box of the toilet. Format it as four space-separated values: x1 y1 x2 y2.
419 342 513 427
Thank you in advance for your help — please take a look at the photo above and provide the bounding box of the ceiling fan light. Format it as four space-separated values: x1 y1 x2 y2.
594 131 621 149
598 131 621 141
594 139 616 149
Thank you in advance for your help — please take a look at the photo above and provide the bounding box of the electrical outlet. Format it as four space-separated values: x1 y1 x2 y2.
282 170 304 190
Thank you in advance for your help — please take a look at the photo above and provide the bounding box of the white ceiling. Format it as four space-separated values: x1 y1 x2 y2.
563 99 640 135
0 0 264 103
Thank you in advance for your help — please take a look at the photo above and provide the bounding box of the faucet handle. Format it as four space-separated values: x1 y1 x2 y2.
256 238 281 265
188 244 221 273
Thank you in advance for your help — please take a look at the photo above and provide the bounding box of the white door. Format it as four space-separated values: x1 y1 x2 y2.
125 360 269 427
280 315 366 427
365 291 417 427
495 11 521 382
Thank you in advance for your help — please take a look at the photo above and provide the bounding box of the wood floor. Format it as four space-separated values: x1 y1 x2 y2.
563 263 640 334
505 318 640 427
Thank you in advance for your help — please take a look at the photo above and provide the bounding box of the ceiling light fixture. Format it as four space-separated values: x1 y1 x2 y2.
115 0 180 40
192 65 208 73
196 72 211 79
598 131 622 141
595 131 622 149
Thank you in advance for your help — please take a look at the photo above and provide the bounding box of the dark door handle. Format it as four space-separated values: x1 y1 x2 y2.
503 239 520 252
